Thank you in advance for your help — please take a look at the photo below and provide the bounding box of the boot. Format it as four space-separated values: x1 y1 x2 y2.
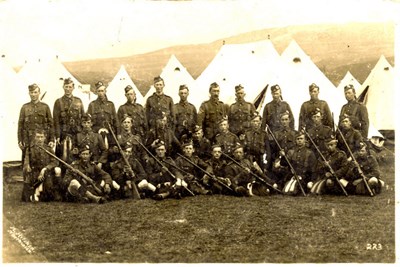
85 191 106 204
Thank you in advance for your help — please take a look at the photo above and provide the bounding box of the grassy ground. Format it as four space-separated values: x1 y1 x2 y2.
2 150 396 263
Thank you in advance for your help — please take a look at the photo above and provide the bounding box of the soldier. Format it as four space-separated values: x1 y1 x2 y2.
310 136 349 195
339 84 369 138
213 117 240 156
191 125 212 161
243 112 271 172
175 141 211 196
203 144 231 194
261 84 295 132
197 82 229 140
146 114 181 157
21 129 62 202
111 142 152 199
278 130 317 195
344 142 384 195
228 84 256 136
306 108 333 155
117 85 147 139
145 140 186 200
174 84 197 141
336 115 363 158
63 144 113 204
298 83 333 131
18 83 55 163
71 114 108 168
53 78 84 160
87 81 118 150
145 76 175 130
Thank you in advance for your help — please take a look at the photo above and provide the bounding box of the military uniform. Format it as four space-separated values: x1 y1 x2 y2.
243 127 271 170
307 124 333 154
271 127 296 158
261 100 295 132
193 136 211 161
197 99 229 140
213 131 240 155
146 127 181 157
228 100 256 135
87 97 118 134
204 157 231 194
117 101 147 139
174 100 197 140
53 95 84 140
72 129 108 164
175 154 210 195
340 100 369 138
145 93 175 130
116 131 147 163
336 127 363 157
299 99 333 131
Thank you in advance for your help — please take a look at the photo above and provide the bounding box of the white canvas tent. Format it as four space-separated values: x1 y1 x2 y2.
337 71 361 93
193 40 284 109
147 55 195 106
106 65 144 109
357 55 395 131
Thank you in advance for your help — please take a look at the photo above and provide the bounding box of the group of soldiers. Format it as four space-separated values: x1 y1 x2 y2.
18 76 384 203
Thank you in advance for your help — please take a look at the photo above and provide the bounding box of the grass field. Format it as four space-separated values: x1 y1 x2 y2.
2 150 396 263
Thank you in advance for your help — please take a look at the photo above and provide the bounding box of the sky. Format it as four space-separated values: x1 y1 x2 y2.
0 0 399 67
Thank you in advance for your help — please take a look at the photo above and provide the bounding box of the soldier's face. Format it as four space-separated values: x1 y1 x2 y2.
183 145 194 157
327 142 337 152
81 120 92 129
218 121 228 132
154 81 164 94
34 133 46 145
272 90 281 101
124 149 132 159
97 87 107 99
296 135 306 146
309 88 319 100
155 146 166 158
179 89 189 101
122 119 132 130
29 88 40 102
125 90 136 103
312 113 322 125
280 115 290 127
341 119 351 129
251 117 261 129
359 146 367 157
212 147 222 159
235 89 245 101
233 148 244 160
63 82 74 96
210 87 220 99
80 150 91 163
193 130 203 140
344 89 356 101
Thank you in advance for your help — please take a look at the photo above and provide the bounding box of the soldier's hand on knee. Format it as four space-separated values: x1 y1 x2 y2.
38 168 47 181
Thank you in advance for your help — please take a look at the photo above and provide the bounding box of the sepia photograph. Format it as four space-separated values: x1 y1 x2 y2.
1 0 398 264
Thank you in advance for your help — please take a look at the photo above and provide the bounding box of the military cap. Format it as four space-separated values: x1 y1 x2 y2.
81 113 92 122
341 114 351 122
344 84 355 91
232 142 244 152
181 140 194 149
152 139 166 149
154 76 164 83
193 125 202 133
95 81 105 90
271 84 281 93
325 135 338 145
209 82 219 90
309 83 319 91
295 130 306 138
179 84 188 91
217 116 228 125
79 144 91 154
279 110 290 119
121 114 133 123
28 83 39 91
211 143 222 150
235 84 244 92
250 111 261 121
63 77 74 85
311 108 322 116
124 85 134 93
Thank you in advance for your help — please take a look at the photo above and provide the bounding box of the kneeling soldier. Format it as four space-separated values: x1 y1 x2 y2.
64 145 113 203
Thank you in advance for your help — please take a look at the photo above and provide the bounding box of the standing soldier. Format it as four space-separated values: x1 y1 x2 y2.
228 84 256 136
53 78 84 160
87 81 118 150
145 76 175 131
192 125 212 161
298 83 333 131
339 84 369 138
306 108 333 155
197 82 229 140
174 84 197 141
213 117 240 156
18 83 55 163
21 129 62 202
117 85 147 139
261 84 295 132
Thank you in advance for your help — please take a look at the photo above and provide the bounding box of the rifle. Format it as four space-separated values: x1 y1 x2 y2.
265 125 307 196
38 145 103 195
106 122 141 199
222 152 282 194
335 124 374 197
304 130 348 196
177 153 234 192
135 138 195 196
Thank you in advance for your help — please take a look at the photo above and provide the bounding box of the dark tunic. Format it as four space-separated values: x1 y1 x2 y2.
261 100 295 132
197 99 229 140
298 99 333 131
228 100 256 135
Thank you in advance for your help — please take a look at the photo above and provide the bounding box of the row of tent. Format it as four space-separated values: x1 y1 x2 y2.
1 40 395 162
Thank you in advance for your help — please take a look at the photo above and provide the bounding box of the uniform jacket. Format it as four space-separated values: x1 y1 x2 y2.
145 156 183 185
281 146 317 182
193 137 211 161
111 156 147 183
213 131 240 155
175 155 209 179
197 99 229 140
299 99 333 131
261 100 295 132
53 95 84 139
307 124 333 153
146 127 181 156
317 149 348 178
205 158 227 177
340 100 369 138
64 160 112 186
117 101 147 138
228 100 256 135
346 151 380 180
243 128 271 166
145 93 175 129
336 127 363 157
73 130 108 164
174 100 197 138
271 127 296 159
87 97 118 134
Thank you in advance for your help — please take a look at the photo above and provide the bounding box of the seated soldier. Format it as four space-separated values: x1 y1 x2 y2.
343 142 385 195
310 136 349 195
278 130 317 195
213 117 240 156
306 108 333 155
22 129 62 202
63 145 114 204
145 140 187 200
175 141 211 196
336 114 363 159
191 125 211 161
111 142 154 199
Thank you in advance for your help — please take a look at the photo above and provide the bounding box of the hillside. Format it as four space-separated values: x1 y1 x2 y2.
64 22 395 96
